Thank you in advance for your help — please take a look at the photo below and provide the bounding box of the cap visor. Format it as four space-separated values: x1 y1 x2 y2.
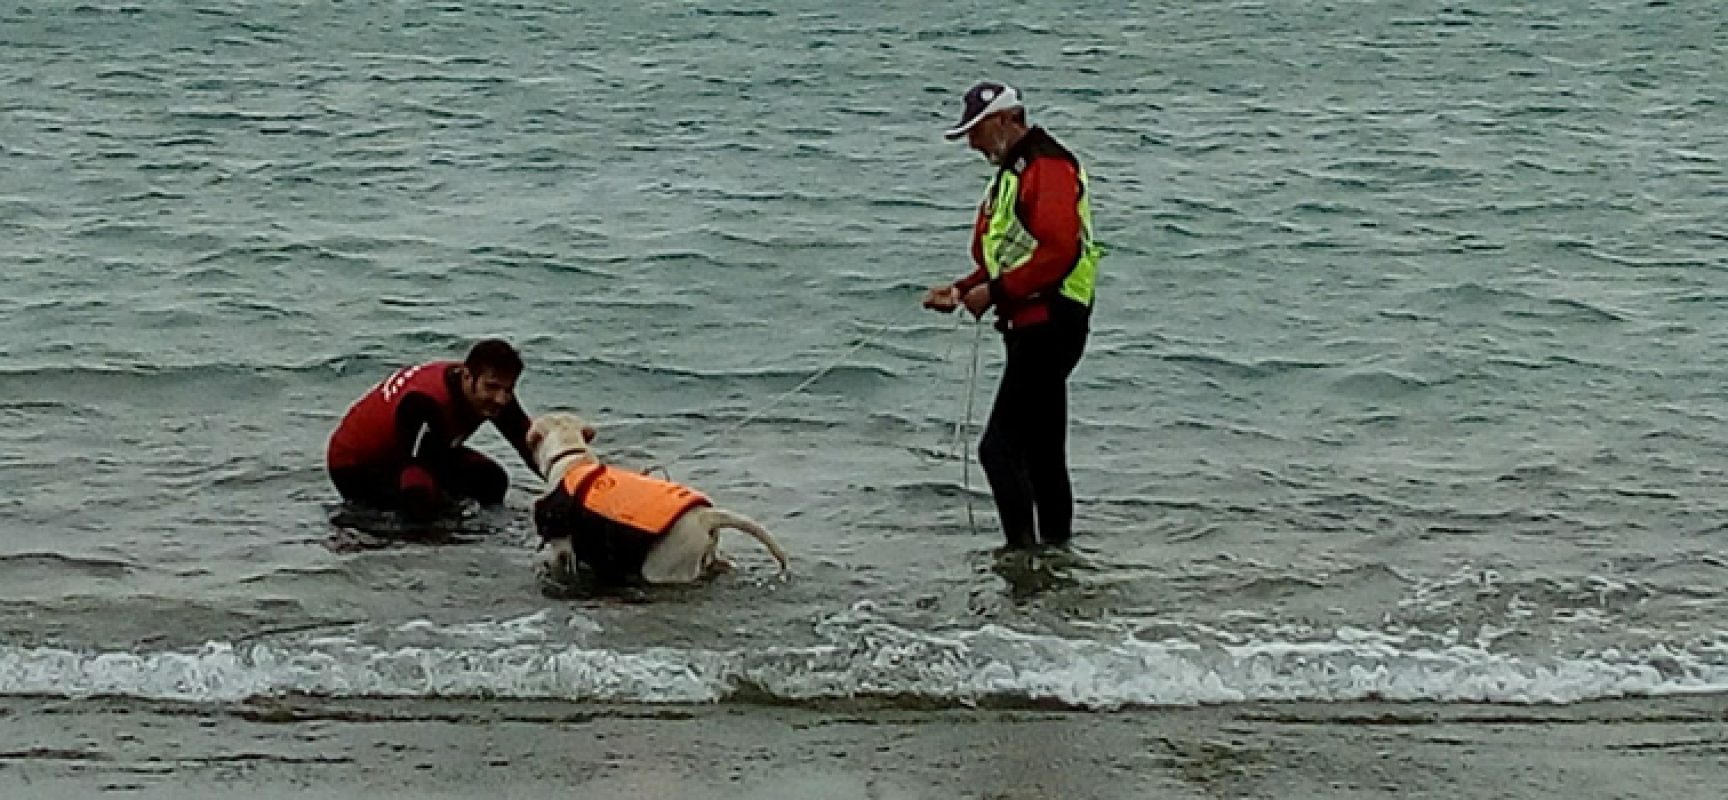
943 117 981 140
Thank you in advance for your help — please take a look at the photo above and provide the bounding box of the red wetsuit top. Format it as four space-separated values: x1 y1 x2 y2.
326 361 537 475
953 127 1090 331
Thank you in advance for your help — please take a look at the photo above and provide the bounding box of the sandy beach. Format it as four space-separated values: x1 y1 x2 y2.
3 695 1724 799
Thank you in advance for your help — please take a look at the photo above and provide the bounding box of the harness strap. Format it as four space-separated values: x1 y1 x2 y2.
543 447 592 474
562 464 607 505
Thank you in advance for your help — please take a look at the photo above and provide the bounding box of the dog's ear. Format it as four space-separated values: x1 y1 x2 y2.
582 425 596 443
527 423 545 451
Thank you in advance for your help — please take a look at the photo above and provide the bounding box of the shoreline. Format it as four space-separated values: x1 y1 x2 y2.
2 695 1723 799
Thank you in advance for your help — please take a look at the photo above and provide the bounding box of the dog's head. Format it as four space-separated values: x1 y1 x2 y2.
528 411 599 480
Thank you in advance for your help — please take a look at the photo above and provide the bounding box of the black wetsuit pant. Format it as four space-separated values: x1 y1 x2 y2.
978 316 1088 549
329 447 508 521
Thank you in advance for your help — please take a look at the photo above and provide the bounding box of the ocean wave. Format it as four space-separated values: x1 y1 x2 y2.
0 350 894 399
1158 353 1330 380
0 552 138 580
0 358 386 384
2 608 1723 710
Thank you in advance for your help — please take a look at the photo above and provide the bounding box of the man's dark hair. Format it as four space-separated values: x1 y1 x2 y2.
464 338 524 379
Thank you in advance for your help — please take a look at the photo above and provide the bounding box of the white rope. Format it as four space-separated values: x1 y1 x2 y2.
644 307 988 544
648 308 917 476
954 317 986 537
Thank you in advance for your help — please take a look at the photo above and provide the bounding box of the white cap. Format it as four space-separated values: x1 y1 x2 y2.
944 82 1023 140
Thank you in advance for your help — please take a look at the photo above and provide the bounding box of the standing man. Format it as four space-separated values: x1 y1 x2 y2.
326 338 541 522
923 81 1102 550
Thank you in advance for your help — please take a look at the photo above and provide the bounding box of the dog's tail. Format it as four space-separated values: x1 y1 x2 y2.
702 508 790 574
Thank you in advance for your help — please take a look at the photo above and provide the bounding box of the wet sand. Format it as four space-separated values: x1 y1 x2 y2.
2 695 1724 799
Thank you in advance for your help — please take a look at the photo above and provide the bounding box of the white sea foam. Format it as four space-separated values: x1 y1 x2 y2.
3 609 1724 709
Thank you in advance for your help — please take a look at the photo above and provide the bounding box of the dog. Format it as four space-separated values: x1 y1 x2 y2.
527 411 789 590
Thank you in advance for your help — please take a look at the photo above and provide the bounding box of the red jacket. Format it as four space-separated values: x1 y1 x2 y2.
326 361 534 473
954 127 1089 330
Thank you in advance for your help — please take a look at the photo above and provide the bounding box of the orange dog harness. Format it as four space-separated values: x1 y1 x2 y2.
557 463 710 535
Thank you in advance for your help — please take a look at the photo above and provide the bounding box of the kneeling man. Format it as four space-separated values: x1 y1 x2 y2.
326 339 540 522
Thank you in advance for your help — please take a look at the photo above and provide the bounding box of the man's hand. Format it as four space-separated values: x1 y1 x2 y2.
922 284 960 313
962 284 992 318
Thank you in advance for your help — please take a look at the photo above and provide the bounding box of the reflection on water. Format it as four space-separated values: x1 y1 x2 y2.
325 502 512 551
